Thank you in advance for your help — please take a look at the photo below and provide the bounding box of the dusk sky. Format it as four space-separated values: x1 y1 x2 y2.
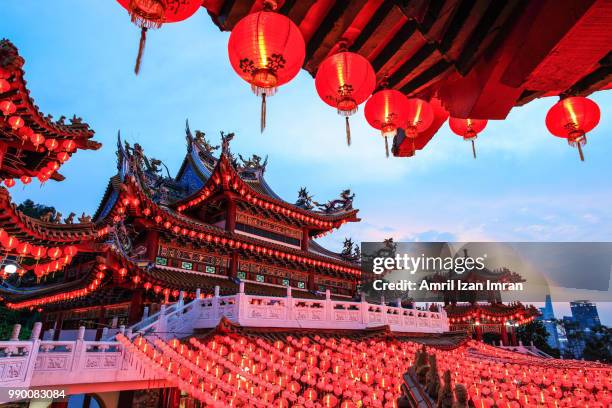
3 1 611 323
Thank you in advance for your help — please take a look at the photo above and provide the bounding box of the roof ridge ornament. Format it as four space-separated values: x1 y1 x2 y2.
313 189 355 214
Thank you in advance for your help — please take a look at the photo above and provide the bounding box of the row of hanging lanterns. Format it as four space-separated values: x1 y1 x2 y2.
114 1 603 161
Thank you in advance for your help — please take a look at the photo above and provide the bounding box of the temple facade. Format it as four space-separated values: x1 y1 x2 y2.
0 125 367 340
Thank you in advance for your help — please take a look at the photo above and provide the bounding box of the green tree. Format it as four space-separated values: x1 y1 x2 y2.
16 199 56 219
582 325 611 363
516 320 560 357
0 306 40 340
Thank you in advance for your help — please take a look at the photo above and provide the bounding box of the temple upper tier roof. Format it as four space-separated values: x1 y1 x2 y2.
0 39 100 182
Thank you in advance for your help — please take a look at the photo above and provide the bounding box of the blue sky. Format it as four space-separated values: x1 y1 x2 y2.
3 2 611 323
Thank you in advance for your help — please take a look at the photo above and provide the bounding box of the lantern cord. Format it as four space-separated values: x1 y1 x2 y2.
345 116 351 146
260 93 267 133
577 142 585 162
135 27 148 75
384 136 389 158
471 140 477 159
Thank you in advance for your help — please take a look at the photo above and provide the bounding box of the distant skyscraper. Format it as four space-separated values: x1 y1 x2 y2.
570 300 601 331
539 295 560 350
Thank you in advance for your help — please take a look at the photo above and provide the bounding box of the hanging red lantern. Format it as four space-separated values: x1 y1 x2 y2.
449 118 488 159
8 116 24 130
57 152 70 163
0 79 10 94
3 179 15 188
0 100 16 116
545 96 600 161
228 4 305 132
405 98 434 138
44 139 59 151
30 133 45 148
364 89 410 157
116 0 202 74
20 175 31 184
18 126 34 141
315 49 375 145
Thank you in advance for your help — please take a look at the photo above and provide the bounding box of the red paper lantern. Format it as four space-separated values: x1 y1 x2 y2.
315 50 375 145
405 98 433 137
3 179 15 188
364 89 410 157
0 79 10 94
0 100 16 115
116 0 201 74
8 116 24 130
449 118 488 159
30 133 45 147
20 175 31 184
545 96 600 161
228 8 305 132
44 139 59 151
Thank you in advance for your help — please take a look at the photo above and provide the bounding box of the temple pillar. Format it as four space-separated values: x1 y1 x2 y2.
53 312 64 341
145 229 160 260
501 323 509 346
225 196 236 232
474 323 483 341
128 289 144 324
307 271 316 291
301 227 310 251
228 252 238 279
95 306 106 341
511 326 518 346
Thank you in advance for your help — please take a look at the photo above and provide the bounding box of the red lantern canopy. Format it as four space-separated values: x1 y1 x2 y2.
116 0 202 74
228 4 305 132
364 89 410 157
315 49 376 145
545 96 600 161
449 118 488 159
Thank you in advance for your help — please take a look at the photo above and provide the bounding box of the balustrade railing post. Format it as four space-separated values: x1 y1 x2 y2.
360 292 368 327
213 285 220 322
30 322 42 341
178 291 185 307
286 286 293 321
157 304 168 339
195 288 201 300
10 324 21 341
380 295 387 326
325 290 332 321
236 282 245 324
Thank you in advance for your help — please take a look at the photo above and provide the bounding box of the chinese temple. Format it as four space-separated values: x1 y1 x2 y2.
0 125 364 332
0 0 610 405
0 40 100 185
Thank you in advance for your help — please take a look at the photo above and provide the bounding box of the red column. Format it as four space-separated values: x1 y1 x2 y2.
474 323 483 341
228 252 238 279
301 226 310 251
146 229 160 260
501 323 509 346
307 271 316 291
225 196 236 232
511 326 518 346
128 289 144 324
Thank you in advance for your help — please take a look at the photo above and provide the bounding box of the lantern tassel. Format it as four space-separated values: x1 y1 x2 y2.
471 140 477 159
261 93 267 133
345 116 351 146
135 27 148 75
577 142 585 162
384 136 389 158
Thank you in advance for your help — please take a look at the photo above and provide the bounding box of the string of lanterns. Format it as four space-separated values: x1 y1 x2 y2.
5 262 107 310
117 331 611 407
113 2 604 161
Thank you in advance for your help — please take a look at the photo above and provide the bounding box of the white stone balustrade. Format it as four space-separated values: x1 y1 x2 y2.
0 286 448 401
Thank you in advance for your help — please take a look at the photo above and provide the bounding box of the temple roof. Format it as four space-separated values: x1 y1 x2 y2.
203 1 612 156
0 39 100 181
